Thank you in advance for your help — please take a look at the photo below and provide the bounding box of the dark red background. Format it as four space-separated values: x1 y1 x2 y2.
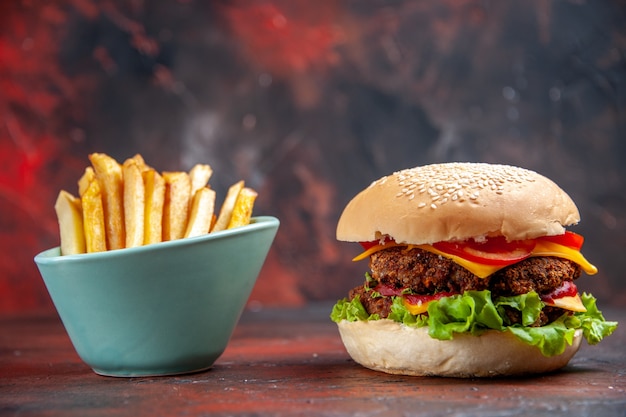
1 0 625 314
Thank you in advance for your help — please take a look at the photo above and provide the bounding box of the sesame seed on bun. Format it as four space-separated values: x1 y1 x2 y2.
336 162 580 245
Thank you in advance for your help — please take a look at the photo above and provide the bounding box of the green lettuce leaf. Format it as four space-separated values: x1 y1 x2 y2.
330 296 379 323
329 289 618 357
495 291 544 326
572 292 618 345
506 316 577 357
427 290 503 339
387 297 429 327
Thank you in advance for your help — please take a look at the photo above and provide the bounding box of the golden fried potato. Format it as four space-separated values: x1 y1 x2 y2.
227 187 257 229
55 152 259 255
143 168 165 245
129 153 149 172
162 171 191 241
89 153 125 250
123 158 145 248
81 179 107 253
184 187 216 238
211 180 244 232
189 164 213 196
78 167 95 197
54 190 86 255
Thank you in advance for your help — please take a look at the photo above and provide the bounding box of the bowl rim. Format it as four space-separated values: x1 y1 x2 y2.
35 215 279 264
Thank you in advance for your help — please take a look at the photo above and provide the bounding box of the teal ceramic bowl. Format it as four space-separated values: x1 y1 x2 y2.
34 216 279 377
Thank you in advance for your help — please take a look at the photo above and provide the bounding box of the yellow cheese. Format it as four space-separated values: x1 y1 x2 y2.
532 241 598 275
403 298 430 315
415 245 502 278
353 239 598 279
543 294 587 312
352 242 404 261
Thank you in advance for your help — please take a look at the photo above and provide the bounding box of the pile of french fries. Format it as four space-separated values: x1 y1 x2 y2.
55 153 257 255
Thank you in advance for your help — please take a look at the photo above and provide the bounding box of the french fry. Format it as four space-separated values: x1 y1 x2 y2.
227 187 257 229
189 164 213 196
81 179 107 253
54 190 86 255
211 180 244 232
78 167 95 197
89 153 125 250
123 158 145 248
184 187 216 238
55 152 260 255
143 168 165 245
129 153 148 172
162 171 191 241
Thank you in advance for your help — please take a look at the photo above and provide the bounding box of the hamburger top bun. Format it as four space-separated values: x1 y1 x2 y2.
336 162 580 244
337 319 583 377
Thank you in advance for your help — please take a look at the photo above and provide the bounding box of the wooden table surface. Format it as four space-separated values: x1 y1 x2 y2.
1 304 625 417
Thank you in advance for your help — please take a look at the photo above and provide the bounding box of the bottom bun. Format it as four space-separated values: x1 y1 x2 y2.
337 319 582 377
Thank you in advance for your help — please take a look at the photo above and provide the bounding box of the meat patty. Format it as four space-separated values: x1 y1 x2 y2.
351 246 582 324
369 247 487 294
350 284 394 319
369 246 580 296
490 256 581 295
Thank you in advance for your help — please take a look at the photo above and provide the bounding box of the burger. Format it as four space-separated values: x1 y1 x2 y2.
331 162 617 377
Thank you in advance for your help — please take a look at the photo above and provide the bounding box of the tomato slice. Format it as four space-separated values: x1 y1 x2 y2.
537 231 584 250
432 236 536 266
372 283 404 297
359 237 394 250
358 231 584 267
404 291 456 306
359 241 377 250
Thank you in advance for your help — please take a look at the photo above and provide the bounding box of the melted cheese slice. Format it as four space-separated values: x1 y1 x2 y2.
532 241 598 276
353 240 598 279
544 294 587 312
403 299 430 315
